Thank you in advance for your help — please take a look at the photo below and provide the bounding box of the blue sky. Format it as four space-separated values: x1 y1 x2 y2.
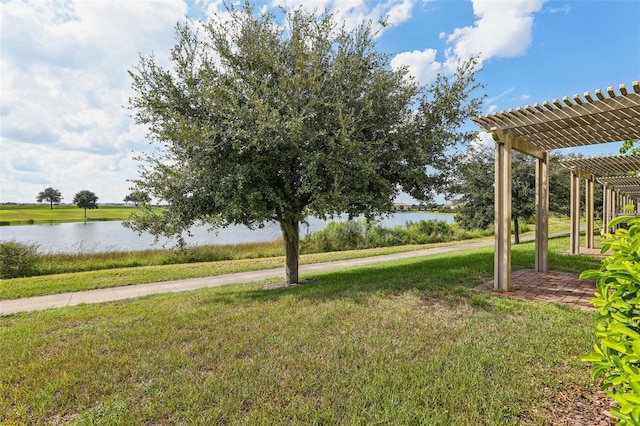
1 0 639 204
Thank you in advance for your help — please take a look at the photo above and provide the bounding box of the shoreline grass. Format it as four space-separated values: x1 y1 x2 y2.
1 239 493 300
0 241 602 425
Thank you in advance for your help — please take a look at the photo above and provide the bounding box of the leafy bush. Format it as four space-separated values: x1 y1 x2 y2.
301 219 465 253
0 240 40 278
581 215 640 425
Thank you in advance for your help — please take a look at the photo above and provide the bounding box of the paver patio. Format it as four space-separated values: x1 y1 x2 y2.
475 268 597 311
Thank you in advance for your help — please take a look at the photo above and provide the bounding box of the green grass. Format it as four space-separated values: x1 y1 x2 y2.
0 241 602 425
0 204 156 225
0 240 492 300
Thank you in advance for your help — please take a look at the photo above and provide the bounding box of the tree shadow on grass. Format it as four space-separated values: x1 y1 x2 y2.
200 249 497 307
194 238 602 312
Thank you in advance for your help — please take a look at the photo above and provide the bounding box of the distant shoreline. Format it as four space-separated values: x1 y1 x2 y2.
0 204 149 226
0 204 454 226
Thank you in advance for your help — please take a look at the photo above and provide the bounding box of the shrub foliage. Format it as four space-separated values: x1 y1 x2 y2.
0 240 39 279
581 215 640 425
301 219 485 253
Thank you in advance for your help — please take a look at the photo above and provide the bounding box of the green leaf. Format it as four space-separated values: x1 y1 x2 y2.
581 352 606 363
609 215 634 229
580 269 602 280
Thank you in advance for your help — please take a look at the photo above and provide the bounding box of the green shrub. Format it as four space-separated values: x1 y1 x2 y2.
581 215 640 425
301 219 463 253
0 240 40 278
303 220 367 252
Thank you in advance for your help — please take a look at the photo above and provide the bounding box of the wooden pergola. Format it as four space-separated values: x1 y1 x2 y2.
559 155 640 255
473 81 640 291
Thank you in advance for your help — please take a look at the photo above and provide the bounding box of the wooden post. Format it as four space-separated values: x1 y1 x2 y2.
607 187 616 231
535 151 549 272
603 184 610 233
494 129 512 291
586 177 594 249
570 171 581 254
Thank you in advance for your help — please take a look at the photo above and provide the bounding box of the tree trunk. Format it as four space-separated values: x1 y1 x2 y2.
84 208 87 218
279 218 300 285
514 216 520 245
50 201 53 210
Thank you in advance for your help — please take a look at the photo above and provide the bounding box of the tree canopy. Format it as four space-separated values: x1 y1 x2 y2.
36 187 62 209
125 3 483 284
73 190 99 218
124 190 151 207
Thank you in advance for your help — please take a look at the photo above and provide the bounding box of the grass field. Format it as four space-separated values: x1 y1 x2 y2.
1 240 490 300
0 237 603 425
0 204 151 225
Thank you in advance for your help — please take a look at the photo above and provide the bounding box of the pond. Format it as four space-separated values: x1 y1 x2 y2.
0 212 454 254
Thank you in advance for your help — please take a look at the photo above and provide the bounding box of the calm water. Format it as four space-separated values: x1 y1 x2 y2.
0 212 453 254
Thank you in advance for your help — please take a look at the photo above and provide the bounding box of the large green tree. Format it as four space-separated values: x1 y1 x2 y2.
125 4 483 284
451 146 575 244
73 190 99 218
36 187 62 209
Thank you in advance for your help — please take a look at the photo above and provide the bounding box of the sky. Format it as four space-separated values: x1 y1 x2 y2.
1 0 639 205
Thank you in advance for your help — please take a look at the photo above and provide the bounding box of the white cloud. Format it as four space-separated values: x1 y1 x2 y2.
390 48 442 84
391 0 544 85
444 0 546 68
270 0 415 33
0 0 188 202
0 0 416 203
546 4 570 15
471 131 494 150
385 0 414 26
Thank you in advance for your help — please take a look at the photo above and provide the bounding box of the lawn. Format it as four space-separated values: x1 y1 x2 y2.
0 237 605 425
0 204 153 225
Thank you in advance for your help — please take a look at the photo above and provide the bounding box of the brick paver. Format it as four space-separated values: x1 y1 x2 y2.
475 268 597 311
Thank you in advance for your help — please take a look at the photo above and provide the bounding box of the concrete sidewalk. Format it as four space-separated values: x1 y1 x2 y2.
1 240 497 316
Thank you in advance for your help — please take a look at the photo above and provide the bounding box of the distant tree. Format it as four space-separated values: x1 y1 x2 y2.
450 145 495 231
510 152 536 244
547 152 603 220
36 187 62 209
450 146 573 244
125 4 483 285
123 190 151 206
620 139 640 154
73 190 99 218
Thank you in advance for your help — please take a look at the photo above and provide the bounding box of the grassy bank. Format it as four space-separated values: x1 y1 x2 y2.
0 204 154 225
0 240 601 424
1 239 493 300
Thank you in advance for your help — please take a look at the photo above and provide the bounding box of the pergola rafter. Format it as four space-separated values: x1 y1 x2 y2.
561 154 640 176
560 154 640 248
472 81 640 291
474 82 640 150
